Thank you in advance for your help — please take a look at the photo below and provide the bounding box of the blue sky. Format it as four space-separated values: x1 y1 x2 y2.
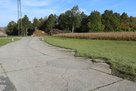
0 0 136 27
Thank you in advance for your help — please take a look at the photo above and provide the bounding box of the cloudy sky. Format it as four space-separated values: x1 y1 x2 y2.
0 0 136 26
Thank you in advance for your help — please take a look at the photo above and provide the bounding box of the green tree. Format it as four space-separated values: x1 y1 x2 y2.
79 12 88 32
33 18 40 30
6 21 18 35
129 16 136 31
58 6 81 32
58 13 67 30
58 11 71 31
64 10 73 31
22 15 32 36
38 18 46 30
102 10 120 31
112 12 120 31
88 11 104 32
120 12 129 31
45 14 56 33
71 6 81 32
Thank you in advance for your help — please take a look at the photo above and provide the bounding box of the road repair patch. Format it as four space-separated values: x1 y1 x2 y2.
0 65 16 91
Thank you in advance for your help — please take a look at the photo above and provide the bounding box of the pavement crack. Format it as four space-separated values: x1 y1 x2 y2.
88 67 111 75
2 66 40 74
26 38 50 56
90 79 124 91
28 44 48 56
61 69 69 91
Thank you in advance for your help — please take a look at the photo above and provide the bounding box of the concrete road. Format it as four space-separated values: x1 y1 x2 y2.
0 37 135 91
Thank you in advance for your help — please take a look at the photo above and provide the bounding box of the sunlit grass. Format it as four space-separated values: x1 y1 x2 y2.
0 37 20 46
44 36 136 78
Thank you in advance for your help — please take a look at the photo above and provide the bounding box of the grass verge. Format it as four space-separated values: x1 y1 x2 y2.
0 37 20 47
44 36 136 81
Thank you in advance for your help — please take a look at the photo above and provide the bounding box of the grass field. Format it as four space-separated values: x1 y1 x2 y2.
0 37 20 46
44 36 136 80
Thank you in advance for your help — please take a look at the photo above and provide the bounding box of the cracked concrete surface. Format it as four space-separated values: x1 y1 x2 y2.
0 37 135 91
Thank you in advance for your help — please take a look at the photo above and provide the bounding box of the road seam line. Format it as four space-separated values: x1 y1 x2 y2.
90 79 124 91
61 69 69 91
0 66 40 74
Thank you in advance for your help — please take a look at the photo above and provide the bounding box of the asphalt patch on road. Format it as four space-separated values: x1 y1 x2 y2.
0 75 16 91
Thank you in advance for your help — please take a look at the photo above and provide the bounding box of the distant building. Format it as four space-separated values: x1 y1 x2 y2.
0 29 7 37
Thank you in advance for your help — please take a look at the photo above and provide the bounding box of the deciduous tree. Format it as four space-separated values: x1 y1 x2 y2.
120 12 129 31
21 15 32 36
6 21 17 35
88 11 104 32
45 14 56 33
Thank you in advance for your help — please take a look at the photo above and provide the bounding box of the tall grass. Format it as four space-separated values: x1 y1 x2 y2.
54 32 136 41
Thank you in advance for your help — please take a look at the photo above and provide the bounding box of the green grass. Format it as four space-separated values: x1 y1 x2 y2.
44 36 136 79
0 37 20 46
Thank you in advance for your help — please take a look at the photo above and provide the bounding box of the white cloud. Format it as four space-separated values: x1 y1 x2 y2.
80 8 89 15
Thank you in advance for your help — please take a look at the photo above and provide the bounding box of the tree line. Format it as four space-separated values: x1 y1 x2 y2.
6 6 136 36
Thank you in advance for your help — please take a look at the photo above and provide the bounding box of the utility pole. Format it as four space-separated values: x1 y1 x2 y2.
17 0 22 36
